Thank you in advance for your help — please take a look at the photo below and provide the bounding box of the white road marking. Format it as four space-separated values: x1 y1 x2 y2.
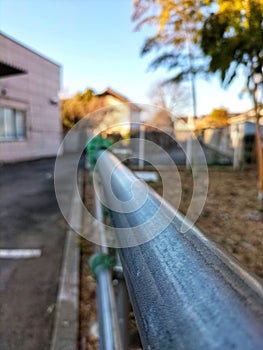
0 249 42 259
134 171 159 182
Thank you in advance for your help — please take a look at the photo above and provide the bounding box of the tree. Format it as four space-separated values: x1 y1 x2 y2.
61 88 116 132
61 88 131 138
200 0 263 205
132 0 215 168
148 80 191 119
132 0 212 117
195 108 229 129
61 88 95 130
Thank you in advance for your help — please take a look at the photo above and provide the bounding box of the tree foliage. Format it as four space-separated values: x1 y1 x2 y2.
132 0 212 82
61 88 95 130
61 88 133 139
195 108 229 129
61 88 116 131
201 0 263 90
200 0 263 200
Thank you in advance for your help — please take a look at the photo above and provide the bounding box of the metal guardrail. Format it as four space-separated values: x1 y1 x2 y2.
97 150 263 350
89 173 124 350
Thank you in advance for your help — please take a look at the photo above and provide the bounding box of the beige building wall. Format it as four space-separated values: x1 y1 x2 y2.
0 32 62 162
90 94 140 135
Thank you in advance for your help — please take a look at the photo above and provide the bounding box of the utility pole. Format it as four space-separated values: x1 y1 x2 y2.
186 31 197 168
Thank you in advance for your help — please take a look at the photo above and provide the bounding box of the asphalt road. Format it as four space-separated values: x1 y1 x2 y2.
0 159 67 350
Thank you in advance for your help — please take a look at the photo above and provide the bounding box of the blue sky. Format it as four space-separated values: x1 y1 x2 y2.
0 0 252 116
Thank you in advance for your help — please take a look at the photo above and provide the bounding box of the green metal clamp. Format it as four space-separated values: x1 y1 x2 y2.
88 253 115 280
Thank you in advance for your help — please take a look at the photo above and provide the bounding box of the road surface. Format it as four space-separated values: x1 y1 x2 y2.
0 159 67 350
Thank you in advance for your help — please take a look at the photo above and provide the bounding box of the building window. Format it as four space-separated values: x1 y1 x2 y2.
0 107 26 141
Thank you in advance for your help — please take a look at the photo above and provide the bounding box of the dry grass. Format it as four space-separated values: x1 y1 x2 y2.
149 165 263 279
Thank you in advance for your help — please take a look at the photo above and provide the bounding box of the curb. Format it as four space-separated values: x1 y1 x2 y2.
50 172 83 350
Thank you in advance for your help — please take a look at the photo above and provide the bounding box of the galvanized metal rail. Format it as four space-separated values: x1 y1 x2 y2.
97 150 263 350
90 173 124 350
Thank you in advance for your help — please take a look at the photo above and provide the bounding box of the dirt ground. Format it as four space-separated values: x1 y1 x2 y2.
175 164 263 279
79 164 263 349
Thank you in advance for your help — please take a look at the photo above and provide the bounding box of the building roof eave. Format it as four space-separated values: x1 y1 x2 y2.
97 87 142 112
0 60 27 78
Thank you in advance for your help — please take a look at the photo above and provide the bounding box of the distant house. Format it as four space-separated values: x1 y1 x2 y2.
141 109 175 148
229 108 263 167
201 107 263 167
95 87 141 135
173 117 195 143
0 32 61 162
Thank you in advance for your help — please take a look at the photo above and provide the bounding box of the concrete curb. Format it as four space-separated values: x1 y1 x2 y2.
50 172 83 350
